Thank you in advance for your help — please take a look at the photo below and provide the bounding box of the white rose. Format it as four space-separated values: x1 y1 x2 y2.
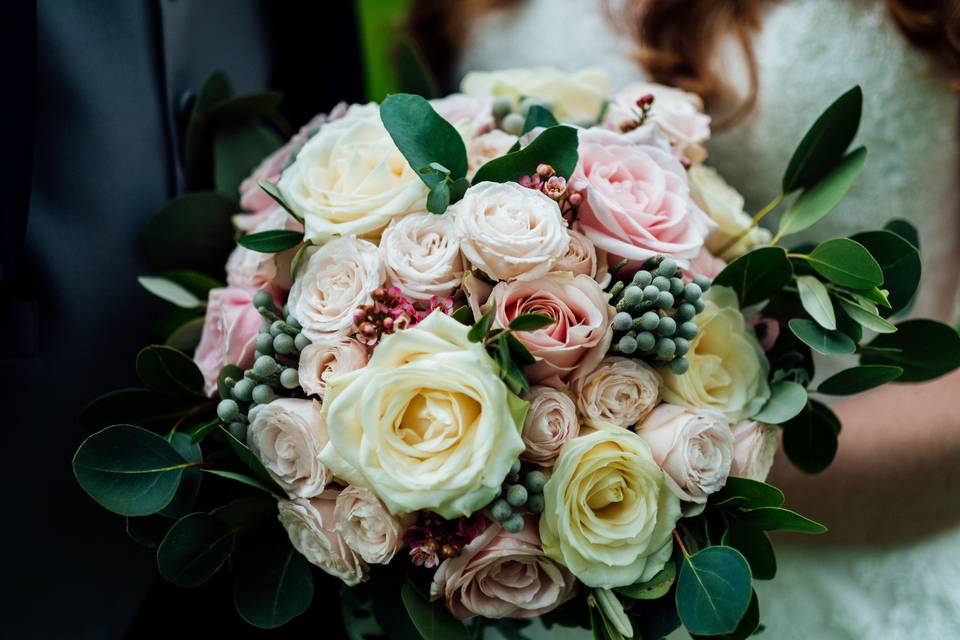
247 398 331 499
378 211 465 302
461 67 610 122
226 207 303 290
278 103 428 241
688 165 772 260
452 181 569 282
287 236 385 342
604 82 711 161
540 427 682 588
635 404 734 505
552 227 609 286
573 356 661 429
297 337 369 399
278 491 368 585
466 129 518 178
334 485 410 565
730 419 778 482
520 386 580 468
430 93 495 135
661 287 771 421
319 311 527 518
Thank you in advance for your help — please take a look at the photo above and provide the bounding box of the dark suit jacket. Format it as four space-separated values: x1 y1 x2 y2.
0 2 362 637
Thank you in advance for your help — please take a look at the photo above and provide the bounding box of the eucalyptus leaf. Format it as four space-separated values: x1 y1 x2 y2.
615 562 676 600
782 86 862 192
777 147 866 239
126 515 172 549
522 104 559 134
737 507 827 534
426 180 451 214
884 218 919 249
219 426 285 493
211 495 276 531
236 229 303 253
860 319 960 382
73 425 193 516
752 380 807 424
712 247 793 307
817 365 903 395
380 94 468 190
235 544 314 628
711 477 785 510
79 388 198 433
795 275 836 330
782 399 840 474
472 125 579 183
676 546 753 636
157 513 234 587
143 193 237 275
788 318 857 356
401 581 472 640
838 300 897 334
159 433 203 518
721 527 776 580
214 122 283 199
395 38 440 98
693 590 760 640
806 238 883 289
203 90 283 124
184 71 233 187
203 469 282 497
849 230 921 316
165 316 205 352
138 276 202 309
136 345 206 398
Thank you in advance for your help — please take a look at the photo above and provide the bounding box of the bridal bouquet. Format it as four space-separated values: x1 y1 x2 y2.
73 68 960 639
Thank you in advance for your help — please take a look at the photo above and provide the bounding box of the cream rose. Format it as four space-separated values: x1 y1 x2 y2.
334 485 410 565
287 236 385 342
520 386 580 467
540 427 682 588
431 517 577 619
278 103 428 241
226 207 303 290
319 311 527 518
461 67 610 122
487 273 613 386
430 93 495 135
552 227 609 286
379 211 465 302
661 286 771 421
604 82 711 161
573 357 661 429
467 129 518 178
689 165 772 260
278 492 367 585
297 337 369 399
730 419 778 482
452 181 569 282
247 398 331 499
635 404 733 505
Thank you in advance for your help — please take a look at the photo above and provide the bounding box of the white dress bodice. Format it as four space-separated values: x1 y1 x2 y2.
461 1 960 638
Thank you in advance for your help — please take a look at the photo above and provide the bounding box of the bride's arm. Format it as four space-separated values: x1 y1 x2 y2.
768 368 960 545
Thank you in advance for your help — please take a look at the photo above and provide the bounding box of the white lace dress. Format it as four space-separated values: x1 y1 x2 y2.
460 1 960 638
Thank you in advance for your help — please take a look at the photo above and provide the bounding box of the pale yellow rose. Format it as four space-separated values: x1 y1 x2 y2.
688 165 772 261
461 67 610 122
319 311 528 518
539 426 682 588
661 287 771 421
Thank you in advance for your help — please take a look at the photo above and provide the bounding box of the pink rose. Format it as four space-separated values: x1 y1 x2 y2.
430 93 495 135
487 273 613 387
334 485 411 565
687 247 726 280
297 337 369 398
466 129 518 178
573 128 714 265
520 386 580 467
226 207 304 290
193 287 277 396
551 227 610 287
247 398 331 498
730 420 778 481
430 517 576 619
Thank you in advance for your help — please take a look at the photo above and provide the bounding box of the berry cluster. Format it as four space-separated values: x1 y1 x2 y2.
405 513 488 569
608 257 711 375
486 460 547 533
216 290 311 438
353 287 451 347
519 163 582 219
492 95 561 135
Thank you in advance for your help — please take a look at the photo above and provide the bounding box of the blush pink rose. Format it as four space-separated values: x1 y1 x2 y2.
430 93 495 135
687 248 726 280
573 128 714 265
226 207 304 290
430 517 576 619
730 419 778 481
487 273 613 387
193 287 278 396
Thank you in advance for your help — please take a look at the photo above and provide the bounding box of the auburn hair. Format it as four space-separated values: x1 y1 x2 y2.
408 0 960 128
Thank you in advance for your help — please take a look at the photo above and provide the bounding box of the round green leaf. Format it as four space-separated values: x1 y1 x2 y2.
219 425 285 494
782 399 840 474
236 229 303 253
136 345 205 398
795 275 836 330
722 527 776 580
712 247 793 307
159 433 203 518
806 238 883 289
522 104 559 133
143 192 237 275
215 122 283 198
676 546 753 636
138 276 202 309
380 94 468 188
73 425 192 516
861 319 960 382
782 86 862 192
693 590 760 640
157 513 234 587
165 316 205 353
849 230 921 316
235 544 314 628
751 380 807 424
426 180 451 214
400 581 472 640
778 146 866 239
472 125 579 183
817 364 903 395
788 318 857 356
615 562 676 600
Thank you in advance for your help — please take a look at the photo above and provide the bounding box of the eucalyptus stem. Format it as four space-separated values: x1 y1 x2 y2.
715 192 784 256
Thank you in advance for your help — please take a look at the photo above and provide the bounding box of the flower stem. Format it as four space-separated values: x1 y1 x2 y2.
716 192 784 256
673 529 691 558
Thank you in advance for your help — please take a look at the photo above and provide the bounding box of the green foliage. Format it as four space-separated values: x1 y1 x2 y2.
73 425 194 516
400 581 472 640
136 345 206 398
522 104 559 134
817 365 904 395
219 426 285 494
676 546 753 636
126 515 173 549
805 238 883 289
157 513 235 587
736 507 827 534
159 433 203 518
713 247 793 307
711 477 785 510
143 193 238 276
472 125 579 183
782 86 862 193
217 364 245 401
751 380 807 424
138 276 203 309
236 229 303 253
79 388 198 433
215 123 283 198
838 300 896 334
776 147 866 240
860 319 960 382
165 316 205 353
258 179 304 222
381 94 468 190
394 38 441 99
467 306 496 343
722 527 777 580
184 71 233 185
234 544 314 628
781 399 841 473
788 318 856 356
795 275 836 330
614 562 676 600
849 229 921 316
509 313 555 332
